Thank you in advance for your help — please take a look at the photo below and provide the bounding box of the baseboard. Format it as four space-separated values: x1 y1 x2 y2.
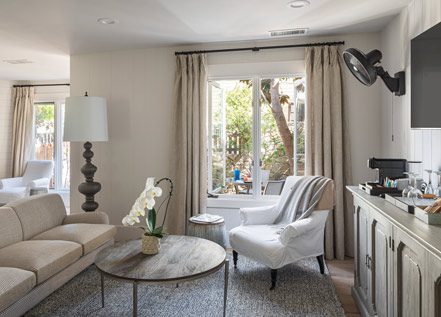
0 240 113 317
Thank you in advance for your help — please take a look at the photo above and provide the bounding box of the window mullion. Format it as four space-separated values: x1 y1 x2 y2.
252 77 261 199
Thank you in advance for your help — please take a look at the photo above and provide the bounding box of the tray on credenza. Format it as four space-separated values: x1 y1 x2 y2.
384 194 437 214
359 182 402 196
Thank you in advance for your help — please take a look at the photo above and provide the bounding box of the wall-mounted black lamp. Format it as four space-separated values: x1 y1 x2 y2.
343 48 405 96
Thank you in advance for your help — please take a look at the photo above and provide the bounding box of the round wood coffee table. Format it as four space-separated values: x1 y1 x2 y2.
95 235 228 317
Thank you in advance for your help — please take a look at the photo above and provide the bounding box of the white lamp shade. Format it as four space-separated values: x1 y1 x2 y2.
64 96 108 142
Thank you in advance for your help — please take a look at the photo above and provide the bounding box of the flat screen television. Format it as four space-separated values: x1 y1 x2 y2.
411 21 441 129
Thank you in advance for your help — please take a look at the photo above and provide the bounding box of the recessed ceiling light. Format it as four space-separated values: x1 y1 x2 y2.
287 0 311 8
97 17 118 25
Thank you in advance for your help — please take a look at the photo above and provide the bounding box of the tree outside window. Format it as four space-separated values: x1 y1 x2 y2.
209 76 305 195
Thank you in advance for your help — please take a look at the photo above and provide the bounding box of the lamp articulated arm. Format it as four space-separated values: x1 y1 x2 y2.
376 66 406 96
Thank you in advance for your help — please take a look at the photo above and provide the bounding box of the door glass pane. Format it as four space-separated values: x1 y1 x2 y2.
209 83 225 192
295 77 306 176
260 77 305 194
209 79 253 195
60 103 70 190
34 103 55 188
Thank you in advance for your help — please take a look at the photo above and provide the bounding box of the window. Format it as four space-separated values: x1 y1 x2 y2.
33 101 70 190
208 75 305 198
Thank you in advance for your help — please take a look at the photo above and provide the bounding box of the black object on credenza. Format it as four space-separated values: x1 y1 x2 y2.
359 158 407 196
368 157 407 185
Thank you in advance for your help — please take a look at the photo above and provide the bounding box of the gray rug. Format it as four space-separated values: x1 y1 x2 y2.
25 255 344 317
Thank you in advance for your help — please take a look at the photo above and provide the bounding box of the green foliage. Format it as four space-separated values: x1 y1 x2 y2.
225 83 253 178
35 104 54 127
260 78 297 179
260 101 291 179
146 208 163 238
210 77 306 191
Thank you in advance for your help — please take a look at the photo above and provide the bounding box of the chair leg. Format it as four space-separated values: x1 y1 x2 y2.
270 269 278 290
316 255 325 274
233 250 238 268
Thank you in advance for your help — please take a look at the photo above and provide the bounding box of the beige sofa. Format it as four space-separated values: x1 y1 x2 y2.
0 194 116 317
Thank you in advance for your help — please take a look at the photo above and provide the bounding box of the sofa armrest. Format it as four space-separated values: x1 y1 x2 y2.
240 205 278 225
0 177 24 189
278 210 329 246
63 211 110 225
28 177 50 188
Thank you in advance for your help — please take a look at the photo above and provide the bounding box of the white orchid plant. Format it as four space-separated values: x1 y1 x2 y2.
122 177 166 238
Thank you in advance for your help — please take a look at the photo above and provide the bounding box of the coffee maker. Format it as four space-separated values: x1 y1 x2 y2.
359 157 407 196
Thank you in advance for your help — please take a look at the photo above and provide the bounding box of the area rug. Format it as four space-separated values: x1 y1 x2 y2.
25 255 344 317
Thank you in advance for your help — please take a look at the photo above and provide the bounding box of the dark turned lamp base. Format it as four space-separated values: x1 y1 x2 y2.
78 141 101 212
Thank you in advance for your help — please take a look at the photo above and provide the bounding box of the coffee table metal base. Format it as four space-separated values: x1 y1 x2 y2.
100 259 229 317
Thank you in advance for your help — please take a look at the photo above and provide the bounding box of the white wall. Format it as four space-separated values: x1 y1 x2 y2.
0 80 12 178
380 0 441 184
70 33 382 242
32 84 70 103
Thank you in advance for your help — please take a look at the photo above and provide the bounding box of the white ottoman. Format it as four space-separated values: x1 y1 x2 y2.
0 187 27 204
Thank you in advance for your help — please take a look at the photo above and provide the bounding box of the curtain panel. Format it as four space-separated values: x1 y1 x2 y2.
11 87 35 177
305 46 352 260
169 54 208 234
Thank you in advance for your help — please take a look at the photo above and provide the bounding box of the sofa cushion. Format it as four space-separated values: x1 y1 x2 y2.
0 240 82 284
32 224 117 255
0 207 23 249
9 194 67 240
0 267 36 312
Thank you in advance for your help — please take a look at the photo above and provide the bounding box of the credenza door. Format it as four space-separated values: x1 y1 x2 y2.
370 212 393 317
394 228 427 317
354 198 372 312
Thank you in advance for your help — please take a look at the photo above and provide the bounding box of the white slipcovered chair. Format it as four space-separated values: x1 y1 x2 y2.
229 175 334 289
0 160 54 204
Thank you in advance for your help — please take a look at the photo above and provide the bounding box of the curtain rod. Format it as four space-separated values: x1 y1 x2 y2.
13 83 70 88
175 41 345 56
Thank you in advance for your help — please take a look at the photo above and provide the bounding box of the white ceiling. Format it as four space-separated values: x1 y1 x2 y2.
0 0 410 81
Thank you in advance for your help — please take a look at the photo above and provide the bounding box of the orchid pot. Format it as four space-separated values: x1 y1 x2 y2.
142 234 161 255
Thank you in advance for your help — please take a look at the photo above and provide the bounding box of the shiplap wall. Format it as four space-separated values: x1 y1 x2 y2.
380 0 441 185
0 80 12 178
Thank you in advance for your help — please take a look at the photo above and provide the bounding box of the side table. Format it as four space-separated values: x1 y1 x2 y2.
188 215 226 248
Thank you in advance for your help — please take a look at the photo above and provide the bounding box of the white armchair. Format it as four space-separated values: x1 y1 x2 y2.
0 160 54 204
229 176 334 289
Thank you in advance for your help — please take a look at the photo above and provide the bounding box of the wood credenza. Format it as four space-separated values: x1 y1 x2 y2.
347 186 441 317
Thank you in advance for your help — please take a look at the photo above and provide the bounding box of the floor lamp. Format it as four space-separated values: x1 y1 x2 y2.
64 93 108 212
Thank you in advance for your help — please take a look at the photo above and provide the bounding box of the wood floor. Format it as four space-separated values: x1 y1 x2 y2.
327 258 360 316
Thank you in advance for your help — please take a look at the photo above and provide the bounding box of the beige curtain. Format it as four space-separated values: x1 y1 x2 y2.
169 54 208 234
305 46 352 260
11 87 35 177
